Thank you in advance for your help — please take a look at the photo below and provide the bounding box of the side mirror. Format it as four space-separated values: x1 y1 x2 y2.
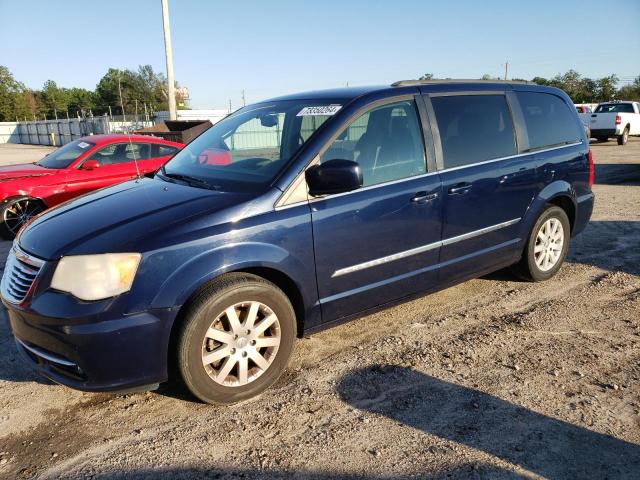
81 160 100 170
305 159 363 196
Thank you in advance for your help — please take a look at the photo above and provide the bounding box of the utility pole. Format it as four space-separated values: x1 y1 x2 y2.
241 89 246 107
504 61 509 81
135 99 139 121
229 99 232 113
118 75 127 122
161 0 177 120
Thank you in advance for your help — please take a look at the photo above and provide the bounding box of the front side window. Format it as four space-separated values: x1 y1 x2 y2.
37 139 95 169
431 95 517 169
161 100 339 192
320 100 426 187
517 92 583 150
89 143 151 165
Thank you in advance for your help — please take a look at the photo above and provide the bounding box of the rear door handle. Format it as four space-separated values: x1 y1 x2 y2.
448 183 472 195
411 191 438 204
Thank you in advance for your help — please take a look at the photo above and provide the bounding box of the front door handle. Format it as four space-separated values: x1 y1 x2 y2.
448 183 472 195
411 191 438 204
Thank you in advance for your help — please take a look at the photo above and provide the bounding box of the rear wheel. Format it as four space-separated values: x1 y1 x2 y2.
514 205 570 282
0 197 45 240
617 127 629 146
177 273 296 405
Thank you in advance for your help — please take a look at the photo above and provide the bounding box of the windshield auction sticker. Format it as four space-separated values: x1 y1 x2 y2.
297 105 342 116
77 142 91 148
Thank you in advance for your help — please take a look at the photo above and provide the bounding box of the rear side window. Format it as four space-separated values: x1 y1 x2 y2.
154 144 180 157
517 92 582 150
431 95 517 169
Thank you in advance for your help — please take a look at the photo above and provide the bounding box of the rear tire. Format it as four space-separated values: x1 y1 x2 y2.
177 273 296 405
617 127 629 146
514 205 570 282
0 197 45 240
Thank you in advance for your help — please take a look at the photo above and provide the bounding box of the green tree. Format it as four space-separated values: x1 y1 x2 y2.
419 73 434 81
95 65 179 115
0 65 34 121
67 88 95 116
39 80 70 117
595 74 619 102
617 75 640 101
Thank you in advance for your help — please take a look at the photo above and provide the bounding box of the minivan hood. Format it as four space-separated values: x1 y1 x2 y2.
0 163 54 181
19 178 255 259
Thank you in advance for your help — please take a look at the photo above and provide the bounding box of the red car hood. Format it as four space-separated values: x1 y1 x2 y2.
0 163 56 181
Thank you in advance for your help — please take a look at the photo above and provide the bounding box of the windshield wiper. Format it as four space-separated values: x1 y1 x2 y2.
158 166 220 190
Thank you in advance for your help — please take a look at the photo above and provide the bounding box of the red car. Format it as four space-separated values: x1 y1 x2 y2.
0 134 184 239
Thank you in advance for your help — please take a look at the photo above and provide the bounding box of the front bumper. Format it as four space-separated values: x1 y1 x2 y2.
5 302 177 392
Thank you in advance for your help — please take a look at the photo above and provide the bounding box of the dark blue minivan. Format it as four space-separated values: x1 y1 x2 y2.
2 80 594 404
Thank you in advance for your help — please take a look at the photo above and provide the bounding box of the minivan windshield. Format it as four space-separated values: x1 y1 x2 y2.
159 100 341 192
37 139 95 169
594 103 635 113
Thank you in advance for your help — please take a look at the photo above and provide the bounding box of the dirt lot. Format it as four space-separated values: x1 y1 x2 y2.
0 139 639 479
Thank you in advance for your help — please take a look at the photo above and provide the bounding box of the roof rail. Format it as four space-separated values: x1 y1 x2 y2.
391 79 535 87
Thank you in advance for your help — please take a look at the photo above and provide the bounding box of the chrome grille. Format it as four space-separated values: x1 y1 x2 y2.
1 246 44 304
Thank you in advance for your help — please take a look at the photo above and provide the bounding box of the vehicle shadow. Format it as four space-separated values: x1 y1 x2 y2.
0 309 52 384
74 464 520 479
594 163 640 185
336 365 640 479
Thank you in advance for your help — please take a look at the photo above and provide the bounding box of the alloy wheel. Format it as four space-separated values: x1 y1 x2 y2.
201 301 281 387
3 199 43 235
533 218 564 272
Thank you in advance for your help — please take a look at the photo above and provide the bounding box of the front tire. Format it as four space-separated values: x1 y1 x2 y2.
515 205 570 282
0 197 45 240
177 273 296 405
617 127 629 146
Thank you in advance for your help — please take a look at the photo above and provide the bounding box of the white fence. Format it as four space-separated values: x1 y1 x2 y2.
0 118 153 146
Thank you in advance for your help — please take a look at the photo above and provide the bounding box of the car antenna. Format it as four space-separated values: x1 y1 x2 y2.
126 119 142 182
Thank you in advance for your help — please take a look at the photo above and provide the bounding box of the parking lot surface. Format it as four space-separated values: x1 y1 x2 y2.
0 139 639 479
0 144 56 166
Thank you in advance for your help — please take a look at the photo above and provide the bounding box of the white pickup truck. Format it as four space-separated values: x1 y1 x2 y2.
590 101 640 145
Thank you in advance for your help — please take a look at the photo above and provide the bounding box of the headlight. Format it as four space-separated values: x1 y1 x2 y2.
51 253 141 301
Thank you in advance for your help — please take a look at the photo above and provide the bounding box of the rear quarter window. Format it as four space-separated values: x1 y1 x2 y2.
517 92 582 150
154 144 180 156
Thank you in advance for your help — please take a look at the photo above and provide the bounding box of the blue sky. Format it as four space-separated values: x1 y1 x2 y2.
1 0 639 109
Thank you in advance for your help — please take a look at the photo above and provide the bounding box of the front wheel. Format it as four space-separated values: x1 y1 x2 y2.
514 206 570 282
617 127 629 146
177 273 297 405
0 197 45 240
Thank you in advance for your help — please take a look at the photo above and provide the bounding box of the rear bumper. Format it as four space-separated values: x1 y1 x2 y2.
4 302 177 392
590 129 619 137
573 192 595 237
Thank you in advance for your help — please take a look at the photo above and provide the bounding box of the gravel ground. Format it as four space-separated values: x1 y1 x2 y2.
0 139 639 479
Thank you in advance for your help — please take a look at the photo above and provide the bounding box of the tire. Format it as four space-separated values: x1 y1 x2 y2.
617 127 629 146
514 205 570 282
177 273 297 405
0 197 45 240
595 137 609 143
